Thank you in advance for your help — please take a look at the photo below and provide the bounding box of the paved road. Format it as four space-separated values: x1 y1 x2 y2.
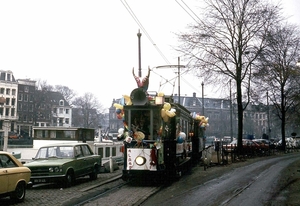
141 152 300 206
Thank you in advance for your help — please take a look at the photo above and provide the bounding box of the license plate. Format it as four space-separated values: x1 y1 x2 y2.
34 179 46 183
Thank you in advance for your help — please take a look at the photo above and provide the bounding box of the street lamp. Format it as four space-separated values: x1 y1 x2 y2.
2 119 10 152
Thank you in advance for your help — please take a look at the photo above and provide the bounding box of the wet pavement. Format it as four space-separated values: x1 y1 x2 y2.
2 147 123 206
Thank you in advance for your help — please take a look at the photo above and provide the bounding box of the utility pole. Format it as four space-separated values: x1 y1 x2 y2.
137 30 142 77
178 57 181 105
201 82 204 115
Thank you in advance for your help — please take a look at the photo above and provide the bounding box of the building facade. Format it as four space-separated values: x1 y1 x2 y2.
0 70 18 139
17 79 36 137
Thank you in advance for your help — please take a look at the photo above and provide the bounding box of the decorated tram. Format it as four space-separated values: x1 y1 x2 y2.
114 68 208 183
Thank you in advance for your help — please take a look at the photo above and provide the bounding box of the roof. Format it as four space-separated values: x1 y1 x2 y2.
38 142 89 147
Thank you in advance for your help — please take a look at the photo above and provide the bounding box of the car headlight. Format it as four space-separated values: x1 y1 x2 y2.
135 156 146 166
49 166 62 173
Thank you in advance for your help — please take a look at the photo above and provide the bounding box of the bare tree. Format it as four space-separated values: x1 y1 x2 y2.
254 23 300 150
54 85 77 103
178 0 281 154
35 79 54 91
72 93 103 128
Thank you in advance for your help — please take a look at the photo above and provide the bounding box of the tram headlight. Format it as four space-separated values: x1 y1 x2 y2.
135 156 146 166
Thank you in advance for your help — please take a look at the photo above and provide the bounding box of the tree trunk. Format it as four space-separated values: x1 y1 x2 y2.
236 79 244 156
281 87 286 151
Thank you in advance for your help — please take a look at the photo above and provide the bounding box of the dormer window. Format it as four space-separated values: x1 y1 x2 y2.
59 100 64 106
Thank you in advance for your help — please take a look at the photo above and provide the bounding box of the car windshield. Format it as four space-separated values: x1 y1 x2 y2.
35 146 74 159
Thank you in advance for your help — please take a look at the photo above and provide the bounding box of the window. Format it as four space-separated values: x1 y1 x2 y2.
12 89 16 95
75 146 83 157
66 109 69 114
6 89 10 95
5 98 10 105
29 115 33 122
5 108 9 116
7 74 11 81
29 94 34 102
59 100 64 106
0 154 17 168
11 108 15 116
23 103 28 111
0 88 4 94
82 145 92 156
59 108 63 114
18 103 22 111
0 73 5 80
18 94 23 101
65 118 69 124
24 86 29 92
29 104 33 112
11 98 15 106
24 94 28 102
105 147 110 158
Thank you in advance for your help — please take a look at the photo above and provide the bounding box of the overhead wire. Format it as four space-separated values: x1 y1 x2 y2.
120 0 171 65
175 0 203 24
120 0 203 95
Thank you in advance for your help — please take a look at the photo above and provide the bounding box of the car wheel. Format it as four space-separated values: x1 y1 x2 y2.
10 182 26 203
64 170 75 187
89 165 98 180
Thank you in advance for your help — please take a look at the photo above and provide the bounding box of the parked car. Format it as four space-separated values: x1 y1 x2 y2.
24 142 101 187
223 139 260 155
252 139 270 153
8 132 19 139
0 151 31 202
276 137 297 149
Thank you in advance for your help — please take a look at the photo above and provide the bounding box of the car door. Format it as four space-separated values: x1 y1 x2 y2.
81 145 94 174
74 145 85 176
0 154 9 194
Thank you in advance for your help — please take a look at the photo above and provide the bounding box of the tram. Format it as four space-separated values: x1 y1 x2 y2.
116 87 206 183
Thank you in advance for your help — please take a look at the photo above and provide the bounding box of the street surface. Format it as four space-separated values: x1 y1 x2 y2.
141 152 300 206
1 149 299 206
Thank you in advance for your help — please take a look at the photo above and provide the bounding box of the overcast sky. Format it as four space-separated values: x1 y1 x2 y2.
0 0 299 110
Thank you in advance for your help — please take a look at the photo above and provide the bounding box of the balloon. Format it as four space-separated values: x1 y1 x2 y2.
177 136 184 143
117 114 123 119
116 109 122 114
161 109 166 118
113 103 124 110
123 95 132 105
163 115 169 122
166 110 176 117
179 132 186 140
163 103 171 110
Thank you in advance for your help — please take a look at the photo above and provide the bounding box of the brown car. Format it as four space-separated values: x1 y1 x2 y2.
0 152 31 202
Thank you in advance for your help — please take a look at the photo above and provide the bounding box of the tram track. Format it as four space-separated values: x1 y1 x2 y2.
63 173 162 206
74 178 129 206
80 182 162 206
